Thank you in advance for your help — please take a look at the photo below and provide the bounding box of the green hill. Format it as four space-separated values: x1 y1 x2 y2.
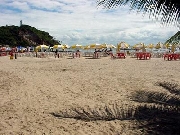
0 25 60 47
165 31 180 44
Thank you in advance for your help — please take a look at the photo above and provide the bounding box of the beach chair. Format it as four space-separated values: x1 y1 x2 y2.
116 52 126 59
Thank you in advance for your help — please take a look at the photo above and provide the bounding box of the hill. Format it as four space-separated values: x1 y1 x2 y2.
0 25 60 47
165 31 180 44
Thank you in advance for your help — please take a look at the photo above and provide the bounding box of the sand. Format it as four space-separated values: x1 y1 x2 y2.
0 54 180 135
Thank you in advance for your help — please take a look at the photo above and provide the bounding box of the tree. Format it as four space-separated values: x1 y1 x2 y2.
97 0 180 27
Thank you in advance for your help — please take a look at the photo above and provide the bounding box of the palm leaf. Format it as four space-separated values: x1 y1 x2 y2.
97 0 180 26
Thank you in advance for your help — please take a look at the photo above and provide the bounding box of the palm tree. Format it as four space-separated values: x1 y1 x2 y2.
97 0 180 27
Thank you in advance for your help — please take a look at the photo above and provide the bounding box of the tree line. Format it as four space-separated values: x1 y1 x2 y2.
0 25 60 47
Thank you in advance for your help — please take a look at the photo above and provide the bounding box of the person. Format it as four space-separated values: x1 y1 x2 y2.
94 49 99 58
55 49 58 58
76 50 80 58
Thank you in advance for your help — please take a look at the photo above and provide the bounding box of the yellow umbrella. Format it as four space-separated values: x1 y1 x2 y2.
39 45 49 48
101 43 116 49
83 45 90 50
71 44 83 49
171 44 176 52
133 43 145 49
106 44 116 49
35 46 40 52
133 43 146 52
101 43 108 48
165 43 171 49
117 42 129 52
62 44 70 49
147 43 154 49
89 43 102 49
155 42 164 49
36 45 49 51
53 45 64 49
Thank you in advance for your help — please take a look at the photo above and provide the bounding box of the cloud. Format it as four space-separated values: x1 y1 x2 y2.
0 0 178 46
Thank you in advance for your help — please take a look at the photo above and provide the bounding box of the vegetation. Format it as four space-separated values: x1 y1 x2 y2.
165 31 180 45
97 0 180 27
0 25 60 47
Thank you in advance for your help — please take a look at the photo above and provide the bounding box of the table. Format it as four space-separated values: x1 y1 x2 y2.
163 53 180 60
116 52 126 59
136 52 151 60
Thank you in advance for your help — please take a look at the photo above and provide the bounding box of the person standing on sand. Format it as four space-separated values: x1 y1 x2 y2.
55 49 58 58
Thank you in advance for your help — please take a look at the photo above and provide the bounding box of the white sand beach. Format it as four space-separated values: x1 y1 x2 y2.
0 55 180 135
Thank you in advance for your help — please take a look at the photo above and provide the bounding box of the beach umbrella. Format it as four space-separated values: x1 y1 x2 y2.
107 44 116 49
35 45 49 51
117 42 129 52
133 43 146 52
53 44 64 49
71 44 83 49
62 44 70 49
117 42 129 49
171 44 176 52
155 42 164 49
133 43 145 49
89 43 103 49
83 45 90 50
101 43 116 49
101 43 108 48
40 45 49 48
147 43 154 49
164 43 171 49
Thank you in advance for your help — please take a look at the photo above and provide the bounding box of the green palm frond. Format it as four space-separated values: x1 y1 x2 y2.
97 0 180 27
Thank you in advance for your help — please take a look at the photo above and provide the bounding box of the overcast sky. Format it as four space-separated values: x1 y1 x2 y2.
0 0 178 46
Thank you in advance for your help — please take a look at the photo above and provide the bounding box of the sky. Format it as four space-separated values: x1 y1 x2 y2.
0 0 179 46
